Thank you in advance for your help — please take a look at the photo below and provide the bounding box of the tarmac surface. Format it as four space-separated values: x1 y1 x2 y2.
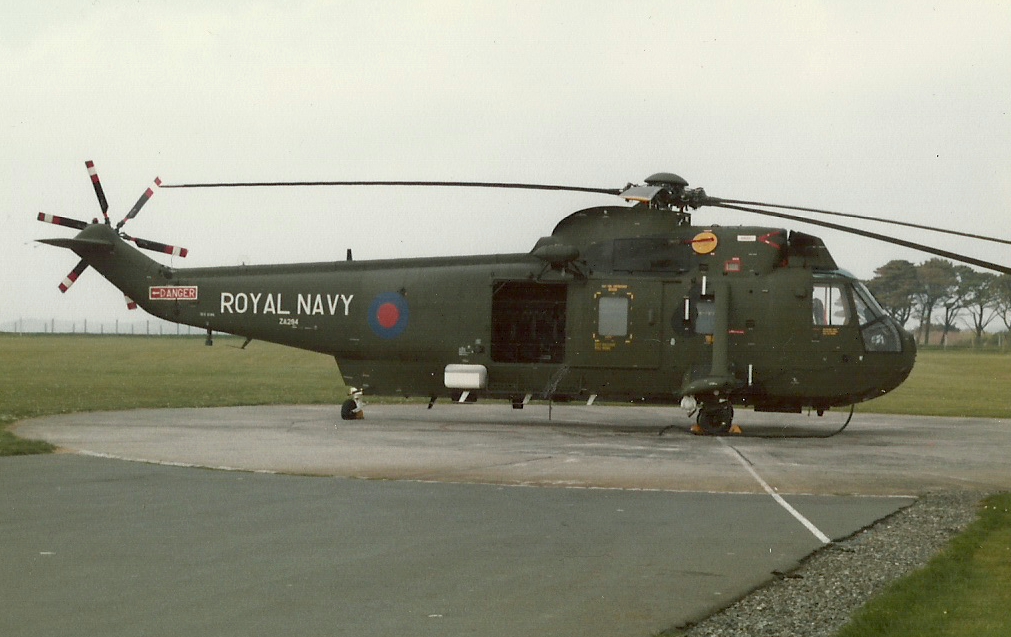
7 404 1010 636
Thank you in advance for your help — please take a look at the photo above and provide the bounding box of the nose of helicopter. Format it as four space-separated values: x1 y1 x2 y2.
852 319 918 404
883 325 918 395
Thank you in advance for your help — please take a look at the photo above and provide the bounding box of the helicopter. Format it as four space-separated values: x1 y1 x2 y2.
35 162 1011 434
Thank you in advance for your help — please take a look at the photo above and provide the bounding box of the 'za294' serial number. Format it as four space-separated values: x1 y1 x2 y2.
279 318 299 327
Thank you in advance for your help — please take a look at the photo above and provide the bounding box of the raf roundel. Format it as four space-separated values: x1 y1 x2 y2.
368 292 410 339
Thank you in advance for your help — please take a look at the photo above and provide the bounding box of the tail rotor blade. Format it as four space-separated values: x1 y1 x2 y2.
58 259 89 293
115 177 162 230
124 295 138 310
85 160 110 224
38 212 89 230
130 235 189 257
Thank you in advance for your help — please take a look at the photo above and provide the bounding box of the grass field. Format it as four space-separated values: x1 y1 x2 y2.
2 334 1010 635
0 334 345 454
856 348 1011 419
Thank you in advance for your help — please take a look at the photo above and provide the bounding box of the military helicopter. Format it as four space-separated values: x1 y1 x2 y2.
36 162 1011 434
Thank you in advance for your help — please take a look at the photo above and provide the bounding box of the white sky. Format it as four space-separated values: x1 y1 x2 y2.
3 0 1010 326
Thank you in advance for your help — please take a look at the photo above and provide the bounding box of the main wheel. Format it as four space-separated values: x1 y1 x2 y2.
697 403 734 435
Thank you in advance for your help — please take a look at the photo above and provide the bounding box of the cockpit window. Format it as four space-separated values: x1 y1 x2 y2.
851 281 888 322
812 283 850 326
852 281 903 352
812 277 903 352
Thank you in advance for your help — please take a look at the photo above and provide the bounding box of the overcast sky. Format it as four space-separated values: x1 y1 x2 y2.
3 0 1009 327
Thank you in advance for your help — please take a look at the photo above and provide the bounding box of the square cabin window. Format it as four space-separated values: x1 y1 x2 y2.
695 299 715 335
598 296 629 337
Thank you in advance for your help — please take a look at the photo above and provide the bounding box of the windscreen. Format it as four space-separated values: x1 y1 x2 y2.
851 281 904 352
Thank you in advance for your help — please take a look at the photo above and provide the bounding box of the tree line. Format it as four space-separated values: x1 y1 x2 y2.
866 259 1011 346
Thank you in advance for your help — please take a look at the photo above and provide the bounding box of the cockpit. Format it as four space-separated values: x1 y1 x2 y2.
812 273 906 352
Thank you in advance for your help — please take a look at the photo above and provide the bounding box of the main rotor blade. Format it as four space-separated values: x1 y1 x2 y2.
160 179 622 196
713 198 1011 247
85 160 110 224
129 235 189 257
115 177 162 230
58 259 89 293
37 212 89 230
712 201 1011 276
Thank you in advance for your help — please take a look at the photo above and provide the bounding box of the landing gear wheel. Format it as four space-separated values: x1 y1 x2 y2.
340 398 359 421
697 403 734 435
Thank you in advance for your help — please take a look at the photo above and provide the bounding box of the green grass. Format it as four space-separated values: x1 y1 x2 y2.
835 493 1011 637
0 334 347 454
858 348 1011 419
0 429 56 455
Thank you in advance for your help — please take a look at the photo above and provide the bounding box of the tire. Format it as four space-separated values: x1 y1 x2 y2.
697 403 734 435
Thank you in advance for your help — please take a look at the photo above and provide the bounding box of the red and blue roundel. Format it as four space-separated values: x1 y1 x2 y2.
368 292 410 339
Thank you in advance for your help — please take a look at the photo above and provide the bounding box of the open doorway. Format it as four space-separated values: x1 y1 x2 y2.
491 281 567 363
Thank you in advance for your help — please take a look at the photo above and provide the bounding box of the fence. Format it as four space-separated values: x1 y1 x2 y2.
1 318 203 336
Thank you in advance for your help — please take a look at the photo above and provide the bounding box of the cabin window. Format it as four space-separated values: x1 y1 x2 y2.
694 299 715 335
598 296 629 337
811 283 850 326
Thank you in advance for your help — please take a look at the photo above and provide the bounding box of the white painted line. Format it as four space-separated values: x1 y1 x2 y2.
718 439 832 544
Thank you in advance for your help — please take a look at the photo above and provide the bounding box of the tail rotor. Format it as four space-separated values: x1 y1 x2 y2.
37 160 190 304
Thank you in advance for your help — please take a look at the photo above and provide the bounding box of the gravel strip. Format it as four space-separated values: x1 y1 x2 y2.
671 491 986 637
